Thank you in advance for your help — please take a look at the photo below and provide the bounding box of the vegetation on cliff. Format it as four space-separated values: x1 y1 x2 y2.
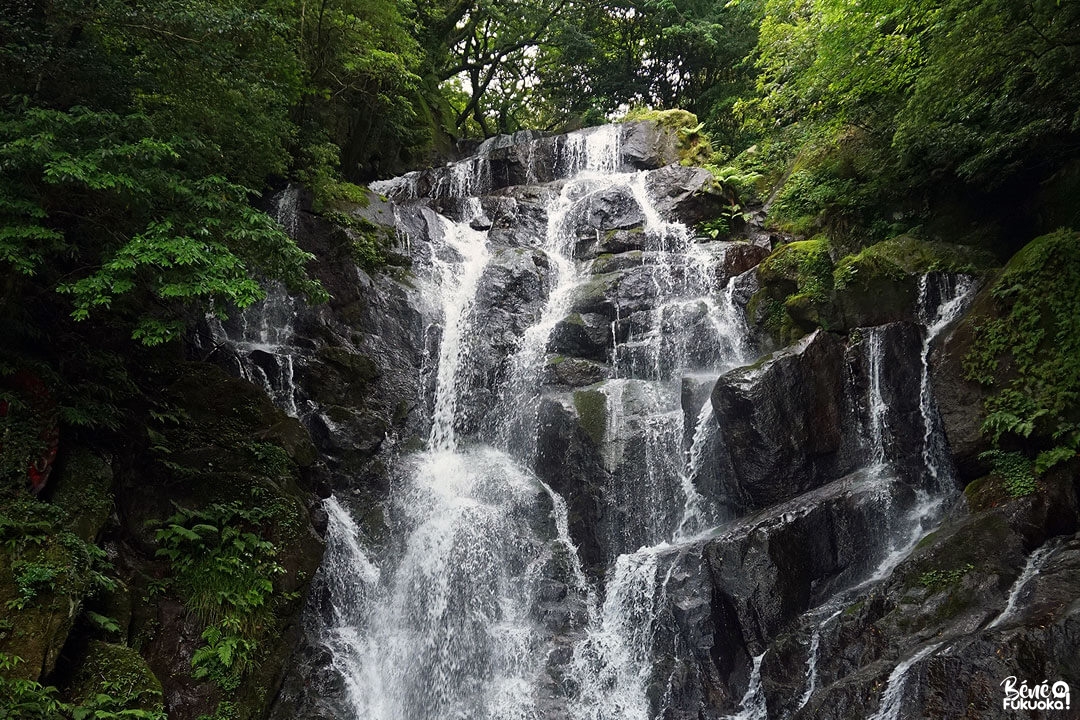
1 0 1078 716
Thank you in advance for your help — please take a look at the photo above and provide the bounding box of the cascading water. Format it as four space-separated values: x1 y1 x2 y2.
291 123 986 720
207 187 303 417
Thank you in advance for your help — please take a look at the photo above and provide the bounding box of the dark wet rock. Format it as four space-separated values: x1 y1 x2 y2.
590 250 647 274
720 242 771 283
535 394 608 574
549 313 618 363
646 165 725 226
569 266 660 323
620 120 683 169
930 283 996 481
544 356 613 387
704 330 859 514
576 228 651 258
567 184 646 234
846 322 928 476
782 465 1080 720
702 322 927 516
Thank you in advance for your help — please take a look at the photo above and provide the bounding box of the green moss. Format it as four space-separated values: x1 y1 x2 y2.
962 229 1080 466
758 236 833 298
0 497 114 680
833 236 992 289
572 389 608 446
68 641 163 711
318 347 380 385
621 107 699 132
754 235 834 338
49 449 113 543
547 355 567 366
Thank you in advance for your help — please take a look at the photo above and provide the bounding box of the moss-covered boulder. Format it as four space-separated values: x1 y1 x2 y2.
66 641 164 712
827 237 993 329
620 109 713 167
50 447 114 543
748 235 834 345
0 494 110 681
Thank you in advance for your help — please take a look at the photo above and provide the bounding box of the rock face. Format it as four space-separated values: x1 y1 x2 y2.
201 122 1071 720
706 330 854 513
700 323 926 515
930 284 996 480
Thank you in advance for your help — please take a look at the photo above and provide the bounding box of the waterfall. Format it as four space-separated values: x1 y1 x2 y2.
917 273 977 489
207 187 303 417
797 608 842 711
986 538 1062 629
864 327 888 467
286 124 986 720
427 200 492 450
868 643 943 720
723 652 768 720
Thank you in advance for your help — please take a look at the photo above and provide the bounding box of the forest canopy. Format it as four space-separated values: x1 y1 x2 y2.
1 0 1078 349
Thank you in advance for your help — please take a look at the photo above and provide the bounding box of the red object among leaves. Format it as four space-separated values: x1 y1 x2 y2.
0 370 60 494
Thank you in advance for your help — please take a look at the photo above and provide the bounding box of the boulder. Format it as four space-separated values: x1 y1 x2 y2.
646 165 726 226
620 120 684 170
704 330 858 514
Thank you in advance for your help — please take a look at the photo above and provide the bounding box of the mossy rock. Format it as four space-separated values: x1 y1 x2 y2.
50 447 113 543
591 250 644 275
620 108 714 166
67 641 163 711
963 474 1010 512
572 389 608 446
317 347 380 384
304 348 380 407
757 236 833 294
0 498 107 680
261 418 317 468
833 236 993 286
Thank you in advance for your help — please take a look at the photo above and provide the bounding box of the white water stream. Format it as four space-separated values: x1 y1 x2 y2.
248 127 985 720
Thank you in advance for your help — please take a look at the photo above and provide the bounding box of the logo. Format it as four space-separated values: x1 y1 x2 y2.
1001 676 1071 712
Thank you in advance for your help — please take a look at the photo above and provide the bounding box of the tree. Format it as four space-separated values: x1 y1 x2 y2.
0 0 326 345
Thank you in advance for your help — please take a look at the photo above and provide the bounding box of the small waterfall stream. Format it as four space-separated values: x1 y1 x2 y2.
239 124 988 720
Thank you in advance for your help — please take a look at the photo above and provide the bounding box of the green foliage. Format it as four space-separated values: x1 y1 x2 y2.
833 237 991 290
742 0 1080 233
0 0 330 346
197 702 239 720
0 654 64 720
153 502 285 689
918 563 975 592
963 230 1080 470
0 654 164 720
7 560 62 610
0 497 114 613
768 166 859 237
979 450 1037 498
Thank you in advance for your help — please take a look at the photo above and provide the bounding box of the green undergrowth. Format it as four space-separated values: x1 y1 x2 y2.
918 563 975 592
0 496 113 613
0 652 165 720
963 229 1080 479
152 501 291 691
